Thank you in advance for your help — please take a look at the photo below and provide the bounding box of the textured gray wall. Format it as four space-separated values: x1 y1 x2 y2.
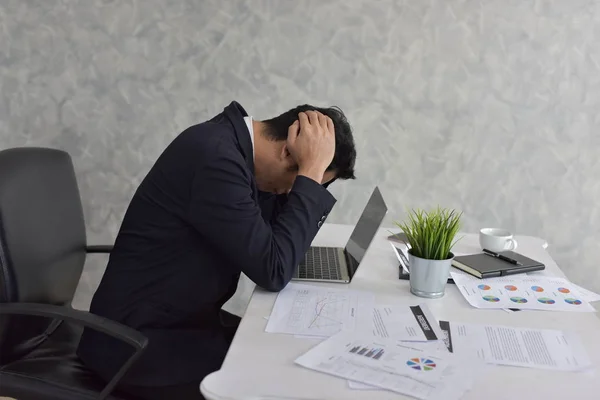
1 0 599 314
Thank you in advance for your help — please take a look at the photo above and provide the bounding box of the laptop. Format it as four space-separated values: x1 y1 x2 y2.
292 187 388 283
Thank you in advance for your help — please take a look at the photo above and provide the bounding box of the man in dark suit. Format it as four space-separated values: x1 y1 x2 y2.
77 101 357 399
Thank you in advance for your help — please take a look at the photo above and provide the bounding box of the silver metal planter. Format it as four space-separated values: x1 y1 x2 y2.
408 250 454 299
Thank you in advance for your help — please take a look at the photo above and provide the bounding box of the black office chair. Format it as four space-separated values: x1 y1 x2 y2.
0 147 147 400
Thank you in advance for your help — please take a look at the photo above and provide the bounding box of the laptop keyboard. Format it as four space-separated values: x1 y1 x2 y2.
294 247 341 280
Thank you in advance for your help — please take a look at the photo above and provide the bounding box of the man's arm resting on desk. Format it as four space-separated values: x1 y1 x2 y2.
189 151 335 292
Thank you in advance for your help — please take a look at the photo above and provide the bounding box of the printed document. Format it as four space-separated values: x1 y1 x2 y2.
265 282 374 337
451 273 596 312
348 340 450 391
439 321 591 371
570 283 600 303
295 331 486 400
372 304 446 341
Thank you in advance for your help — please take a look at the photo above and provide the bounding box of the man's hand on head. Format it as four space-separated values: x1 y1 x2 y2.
286 111 336 184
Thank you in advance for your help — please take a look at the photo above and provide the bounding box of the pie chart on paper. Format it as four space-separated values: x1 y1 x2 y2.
406 358 437 371
564 298 582 305
482 295 500 303
537 297 555 305
510 297 528 304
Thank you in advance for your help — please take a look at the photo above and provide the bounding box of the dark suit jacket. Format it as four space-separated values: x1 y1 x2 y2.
77 101 336 386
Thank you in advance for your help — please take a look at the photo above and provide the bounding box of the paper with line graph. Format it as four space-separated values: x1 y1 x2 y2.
265 282 374 337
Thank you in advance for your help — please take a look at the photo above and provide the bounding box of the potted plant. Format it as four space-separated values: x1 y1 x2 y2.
394 207 462 298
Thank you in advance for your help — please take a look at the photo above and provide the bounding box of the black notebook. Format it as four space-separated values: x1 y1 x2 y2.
452 251 545 278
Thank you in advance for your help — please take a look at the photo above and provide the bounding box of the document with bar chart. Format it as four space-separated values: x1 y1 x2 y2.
295 331 486 400
265 282 374 337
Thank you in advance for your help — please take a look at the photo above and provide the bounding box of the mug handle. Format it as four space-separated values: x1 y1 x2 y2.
505 238 518 251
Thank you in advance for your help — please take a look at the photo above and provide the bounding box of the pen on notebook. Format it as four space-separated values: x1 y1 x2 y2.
482 249 522 265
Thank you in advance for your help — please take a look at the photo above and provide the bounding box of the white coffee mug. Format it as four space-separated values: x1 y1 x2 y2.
479 228 518 253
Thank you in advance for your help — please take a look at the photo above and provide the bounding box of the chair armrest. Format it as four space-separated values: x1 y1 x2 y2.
86 245 114 253
0 303 147 400
0 303 146 348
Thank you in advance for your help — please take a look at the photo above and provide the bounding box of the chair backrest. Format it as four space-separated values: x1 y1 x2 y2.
0 147 87 362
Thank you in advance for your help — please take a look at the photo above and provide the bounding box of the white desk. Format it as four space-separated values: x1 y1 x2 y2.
201 224 600 399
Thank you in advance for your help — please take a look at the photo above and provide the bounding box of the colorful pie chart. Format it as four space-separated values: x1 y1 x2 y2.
504 285 518 291
557 287 570 294
510 297 528 303
478 284 491 290
406 358 437 371
482 295 500 302
537 297 555 304
564 298 582 305
531 286 544 292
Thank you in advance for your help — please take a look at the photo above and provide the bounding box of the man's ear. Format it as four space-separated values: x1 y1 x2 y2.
280 142 294 164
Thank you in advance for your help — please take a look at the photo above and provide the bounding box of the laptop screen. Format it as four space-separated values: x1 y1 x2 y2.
344 187 388 277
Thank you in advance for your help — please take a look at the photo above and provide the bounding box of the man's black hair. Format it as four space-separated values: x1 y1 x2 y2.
262 105 356 180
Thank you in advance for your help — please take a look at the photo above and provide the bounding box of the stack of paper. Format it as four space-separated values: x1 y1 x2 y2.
295 331 486 400
343 321 592 394
451 272 597 312
265 282 447 342
265 282 594 398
